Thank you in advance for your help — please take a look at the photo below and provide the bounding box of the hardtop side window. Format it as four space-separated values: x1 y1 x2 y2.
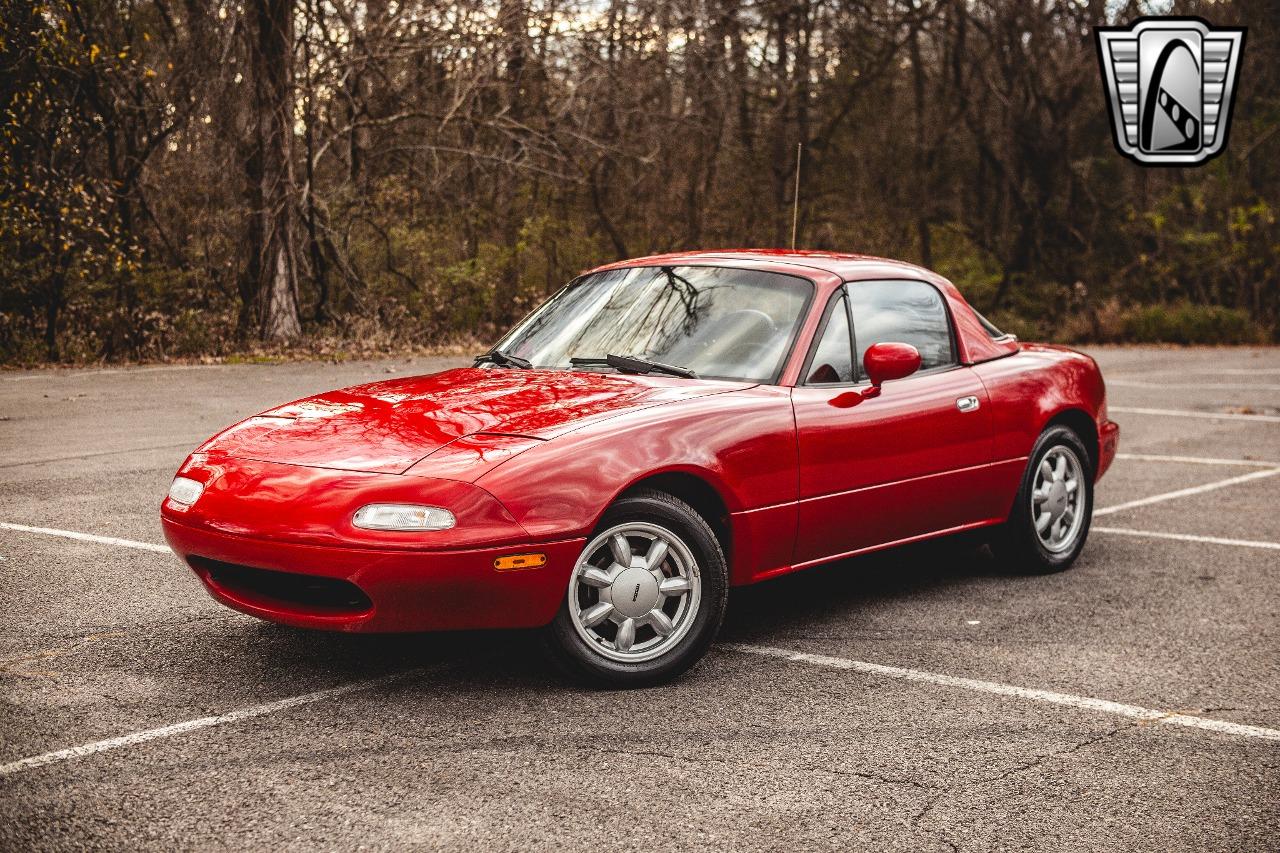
847 280 956 375
804 293 855 385
973 307 1009 340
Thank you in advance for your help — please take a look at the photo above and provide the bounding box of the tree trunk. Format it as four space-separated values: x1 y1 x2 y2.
243 0 302 341
44 266 64 362
492 0 529 327
301 0 328 324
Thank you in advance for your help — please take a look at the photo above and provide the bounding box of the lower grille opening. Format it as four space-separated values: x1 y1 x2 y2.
188 557 373 615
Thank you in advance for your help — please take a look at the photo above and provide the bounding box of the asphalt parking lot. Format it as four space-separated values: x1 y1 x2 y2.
1 346 1278 851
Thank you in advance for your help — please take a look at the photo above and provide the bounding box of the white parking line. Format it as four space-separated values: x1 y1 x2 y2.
7 632 1275 779
1110 406 1280 424
724 644 1280 742
0 522 170 554
4 510 1276 778
1109 380 1280 391
1116 452 1280 468
1111 368 1280 378
1095 468 1280 517
1094 527 1280 551
0 669 422 777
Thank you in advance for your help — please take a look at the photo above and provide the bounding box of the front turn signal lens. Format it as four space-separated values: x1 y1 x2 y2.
353 503 455 531
167 476 204 506
494 553 547 571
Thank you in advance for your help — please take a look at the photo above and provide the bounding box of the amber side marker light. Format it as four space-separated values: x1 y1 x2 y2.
494 553 547 571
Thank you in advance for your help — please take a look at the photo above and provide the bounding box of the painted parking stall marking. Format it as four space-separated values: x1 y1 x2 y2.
0 522 171 554
1109 368 1280 378
1093 526 1280 551
1108 380 1280 391
3 628 1276 779
724 644 1280 742
1115 452 1279 467
1098 453 1280 523
1110 406 1280 424
1094 467 1280 517
0 669 425 777
5 418 1280 776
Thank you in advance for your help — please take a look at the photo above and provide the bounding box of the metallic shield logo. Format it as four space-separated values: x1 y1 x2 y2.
1095 17 1246 166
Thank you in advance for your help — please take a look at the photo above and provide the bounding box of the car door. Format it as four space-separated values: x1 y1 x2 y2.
791 279 997 568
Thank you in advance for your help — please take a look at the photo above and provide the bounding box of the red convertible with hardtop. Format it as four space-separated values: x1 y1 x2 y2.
162 250 1119 685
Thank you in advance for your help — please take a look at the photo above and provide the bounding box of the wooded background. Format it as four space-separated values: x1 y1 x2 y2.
2 0 1277 364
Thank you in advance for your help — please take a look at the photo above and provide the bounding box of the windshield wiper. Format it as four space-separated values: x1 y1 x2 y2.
474 349 532 369
570 354 697 379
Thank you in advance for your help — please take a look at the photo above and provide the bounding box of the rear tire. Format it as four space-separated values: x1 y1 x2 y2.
542 489 728 688
990 425 1093 574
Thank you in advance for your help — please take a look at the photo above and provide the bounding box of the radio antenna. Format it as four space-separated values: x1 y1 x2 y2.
790 142 802 250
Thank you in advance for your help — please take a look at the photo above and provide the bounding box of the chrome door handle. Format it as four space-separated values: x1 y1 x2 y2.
956 395 980 413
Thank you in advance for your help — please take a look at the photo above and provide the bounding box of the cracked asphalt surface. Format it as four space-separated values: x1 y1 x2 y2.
1 346 1278 850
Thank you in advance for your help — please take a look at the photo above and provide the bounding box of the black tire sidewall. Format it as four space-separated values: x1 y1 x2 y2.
543 489 728 688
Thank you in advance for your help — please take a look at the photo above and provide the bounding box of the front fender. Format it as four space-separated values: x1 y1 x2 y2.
477 385 795 537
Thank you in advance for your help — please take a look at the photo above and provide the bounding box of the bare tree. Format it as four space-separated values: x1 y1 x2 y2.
3 0 1277 362
242 0 302 340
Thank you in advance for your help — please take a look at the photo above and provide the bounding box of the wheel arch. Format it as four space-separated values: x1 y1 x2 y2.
1044 408 1099 475
612 469 734 566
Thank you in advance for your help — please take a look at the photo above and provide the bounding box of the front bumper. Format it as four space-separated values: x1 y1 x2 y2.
163 517 583 632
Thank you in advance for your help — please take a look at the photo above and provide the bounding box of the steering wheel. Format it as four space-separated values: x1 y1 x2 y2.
720 339 776 366
721 309 778 337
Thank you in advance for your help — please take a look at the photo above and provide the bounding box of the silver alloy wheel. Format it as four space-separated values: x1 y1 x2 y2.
567 521 702 663
1032 445 1086 553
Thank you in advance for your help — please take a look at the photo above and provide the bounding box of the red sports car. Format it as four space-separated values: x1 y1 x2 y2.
162 251 1119 685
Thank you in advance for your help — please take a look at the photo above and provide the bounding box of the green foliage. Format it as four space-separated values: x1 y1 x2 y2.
1119 304 1263 345
0 1 140 361
930 226 1004 308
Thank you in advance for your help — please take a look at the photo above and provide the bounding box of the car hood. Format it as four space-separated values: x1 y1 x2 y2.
197 367 749 475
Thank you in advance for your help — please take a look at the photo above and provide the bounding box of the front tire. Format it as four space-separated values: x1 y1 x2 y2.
991 425 1093 574
543 489 728 687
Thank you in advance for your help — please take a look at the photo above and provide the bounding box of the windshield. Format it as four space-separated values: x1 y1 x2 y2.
493 266 813 383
